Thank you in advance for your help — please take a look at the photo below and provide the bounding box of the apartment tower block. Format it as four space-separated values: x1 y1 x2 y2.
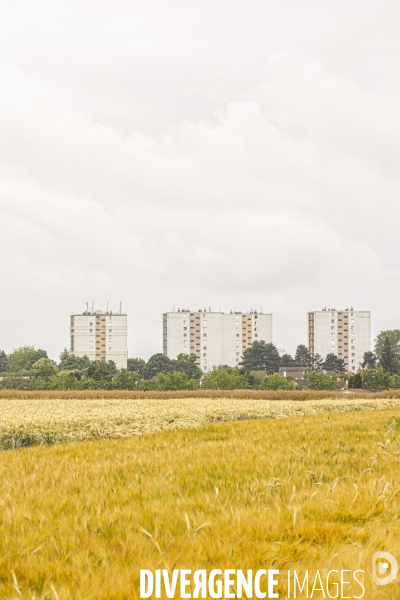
308 307 371 372
70 306 128 370
163 308 273 371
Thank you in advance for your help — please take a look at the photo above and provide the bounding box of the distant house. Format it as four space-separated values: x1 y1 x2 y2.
279 367 308 381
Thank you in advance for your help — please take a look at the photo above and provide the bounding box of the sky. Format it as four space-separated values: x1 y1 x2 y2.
1 0 400 360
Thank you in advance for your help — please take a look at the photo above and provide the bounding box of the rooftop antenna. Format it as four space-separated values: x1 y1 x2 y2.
120 302 122 314
107 301 109 313
92 301 94 313
86 302 89 312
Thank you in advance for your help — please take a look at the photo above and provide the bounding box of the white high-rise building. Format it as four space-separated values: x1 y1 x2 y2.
70 306 128 370
308 307 371 372
163 308 273 371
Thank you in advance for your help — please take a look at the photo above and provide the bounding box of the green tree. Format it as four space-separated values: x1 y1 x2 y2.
31 358 58 378
50 371 81 390
322 353 345 373
59 349 90 372
361 351 377 370
85 360 117 381
279 353 295 367
171 354 202 379
156 371 192 391
142 354 173 379
127 357 146 374
380 337 399 375
8 346 48 373
348 373 362 389
114 369 141 390
261 374 296 390
362 366 391 390
240 341 280 374
375 330 400 364
305 371 337 390
0 350 8 372
312 353 324 371
294 345 313 368
202 367 250 390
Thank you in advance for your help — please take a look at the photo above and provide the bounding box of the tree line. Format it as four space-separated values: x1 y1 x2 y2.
1 329 400 390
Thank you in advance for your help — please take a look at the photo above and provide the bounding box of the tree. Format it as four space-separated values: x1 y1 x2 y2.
361 351 377 370
31 358 58 378
261 374 296 390
202 367 250 390
86 360 116 381
362 367 391 390
127 357 146 374
142 353 173 379
322 353 345 373
305 371 337 390
294 345 313 368
8 346 48 373
114 369 141 390
0 350 8 372
279 353 295 367
156 371 192 391
240 341 280 374
312 353 324 371
59 349 90 372
375 330 400 364
380 337 399 375
50 371 81 390
171 354 202 379
348 373 362 389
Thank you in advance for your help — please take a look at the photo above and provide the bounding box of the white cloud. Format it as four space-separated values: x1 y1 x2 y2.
0 0 400 358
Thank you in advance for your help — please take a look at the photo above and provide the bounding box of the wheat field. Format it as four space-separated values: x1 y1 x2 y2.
1 395 400 449
0 407 400 598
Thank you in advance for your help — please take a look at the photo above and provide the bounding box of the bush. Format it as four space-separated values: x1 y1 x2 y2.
261 374 296 390
348 373 362 389
305 371 337 390
362 367 391 390
202 367 250 390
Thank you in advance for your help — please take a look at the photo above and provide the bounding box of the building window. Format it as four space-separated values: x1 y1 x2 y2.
331 319 335 323
203 333 207 337
236 334 240 338
255 334 258 337
203 353 207 357
236 352 240 356
183 333 187 337
331 326 335 330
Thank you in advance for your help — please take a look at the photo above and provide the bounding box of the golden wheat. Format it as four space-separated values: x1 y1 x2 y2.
0 396 400 449
0 409 400 598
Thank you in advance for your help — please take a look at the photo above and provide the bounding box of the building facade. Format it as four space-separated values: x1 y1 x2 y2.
163 308 273 371
70 307 128 370
308 307 371 372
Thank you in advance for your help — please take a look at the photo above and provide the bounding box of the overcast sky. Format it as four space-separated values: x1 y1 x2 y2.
1 0 400 360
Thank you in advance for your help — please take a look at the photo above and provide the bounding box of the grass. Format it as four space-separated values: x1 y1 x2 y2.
0 408 400 598
1 396 400 449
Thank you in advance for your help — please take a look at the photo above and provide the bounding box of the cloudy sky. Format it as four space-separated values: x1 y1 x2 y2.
1 0 399 360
